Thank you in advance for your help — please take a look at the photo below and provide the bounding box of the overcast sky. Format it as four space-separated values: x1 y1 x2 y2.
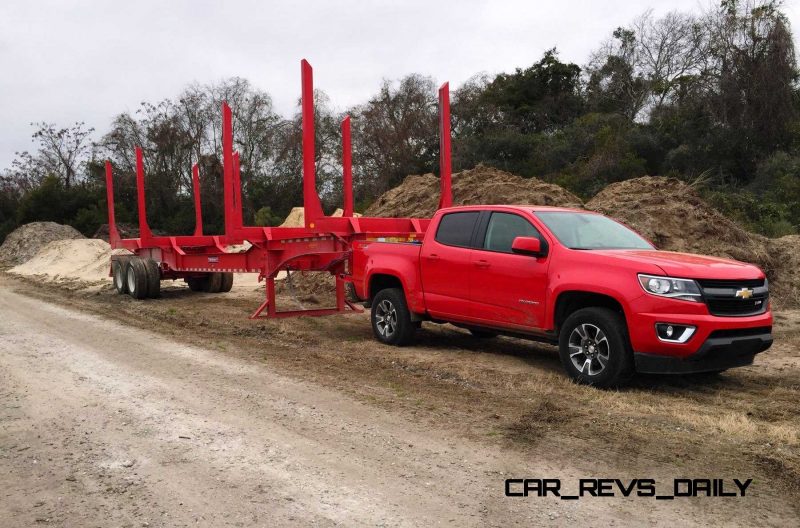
1 0 798 170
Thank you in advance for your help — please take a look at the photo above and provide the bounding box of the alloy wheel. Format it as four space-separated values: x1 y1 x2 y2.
568 323 610 376
375 299 397 338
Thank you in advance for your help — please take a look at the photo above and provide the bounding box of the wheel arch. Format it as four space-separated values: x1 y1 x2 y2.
367 272 405 304
552 290 628 334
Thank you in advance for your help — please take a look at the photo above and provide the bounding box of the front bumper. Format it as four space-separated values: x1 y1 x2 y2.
626 293 773 374
634 328 773 374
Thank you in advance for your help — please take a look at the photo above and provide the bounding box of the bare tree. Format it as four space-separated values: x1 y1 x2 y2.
10 122 95 190
586 10 706 120
349 74 439 200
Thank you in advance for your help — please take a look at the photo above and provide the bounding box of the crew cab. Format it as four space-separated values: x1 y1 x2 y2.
351 205 773 387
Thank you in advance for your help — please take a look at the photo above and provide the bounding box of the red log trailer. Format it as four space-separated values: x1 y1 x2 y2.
106 59 450 319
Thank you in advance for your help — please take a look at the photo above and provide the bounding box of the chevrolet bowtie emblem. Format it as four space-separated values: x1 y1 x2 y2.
735 288 754 299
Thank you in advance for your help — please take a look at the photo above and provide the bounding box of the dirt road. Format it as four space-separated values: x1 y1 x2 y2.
0 287 588 526
1 279 797 526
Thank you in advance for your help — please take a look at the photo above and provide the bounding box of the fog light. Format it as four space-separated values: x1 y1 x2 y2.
656 323 696 343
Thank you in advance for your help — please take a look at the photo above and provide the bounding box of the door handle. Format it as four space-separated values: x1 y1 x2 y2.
474 259 490 269
426 253 439 260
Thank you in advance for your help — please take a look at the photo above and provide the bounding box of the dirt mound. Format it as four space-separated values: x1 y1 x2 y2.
93 223 141 241
10 239 125 284
766 235 800 307
585 176 799 306
275 271 337 304
586 177 769 259
0 222 84 267
365 164 583 218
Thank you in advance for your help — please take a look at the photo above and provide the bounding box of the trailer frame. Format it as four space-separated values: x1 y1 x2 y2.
106 59 452 319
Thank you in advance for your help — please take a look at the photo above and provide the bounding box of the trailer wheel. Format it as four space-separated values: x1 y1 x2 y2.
371 288 415 346
187 276 208 292
112 260 128 294
205 272 223 293
144 258 161 298
558 307 634 388
219 272 234 293
126 258 149 300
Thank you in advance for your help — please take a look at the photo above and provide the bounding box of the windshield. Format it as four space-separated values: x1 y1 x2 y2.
534 211 653 250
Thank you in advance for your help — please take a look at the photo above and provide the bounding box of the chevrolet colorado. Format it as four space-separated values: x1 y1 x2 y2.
352 205 773 387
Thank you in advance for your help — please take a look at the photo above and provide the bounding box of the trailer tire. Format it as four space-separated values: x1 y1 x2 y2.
371 288 415 346
205 272 223 293
187 276 208 292
126 258 149 300
219 272 234 293
112 260 128 294
558 307 634 388
144 259 161 298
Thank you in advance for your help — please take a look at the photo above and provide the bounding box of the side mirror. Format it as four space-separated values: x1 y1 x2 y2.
512 236 546 257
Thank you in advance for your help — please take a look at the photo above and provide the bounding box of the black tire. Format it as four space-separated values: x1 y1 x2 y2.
126 258 149 300
205 272 223 293
558 307 634 388
469 328 498 339
112 260 128 294
371 288 416 346
144 259 161 298
187 276 208 292
219 272 234 293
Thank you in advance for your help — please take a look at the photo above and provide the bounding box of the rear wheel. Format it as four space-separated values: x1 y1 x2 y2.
558 307 634 388
371 288 416 346
112 260 127 294
187 276 208 292
144 258 161 298
205 272 223 293
219 272 234 293
126 258 149 300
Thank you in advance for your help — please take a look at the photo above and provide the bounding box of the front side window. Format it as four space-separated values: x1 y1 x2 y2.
534 211 653 250
483 212 540 253
435 211 480 247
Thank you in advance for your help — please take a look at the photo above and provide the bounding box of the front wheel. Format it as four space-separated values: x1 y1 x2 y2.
371 288 416 346
558 307 634 388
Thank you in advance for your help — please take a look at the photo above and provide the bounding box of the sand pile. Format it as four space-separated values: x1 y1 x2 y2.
365 164 583 218
280 207 360 228
0 222 84 267
10 239 123 284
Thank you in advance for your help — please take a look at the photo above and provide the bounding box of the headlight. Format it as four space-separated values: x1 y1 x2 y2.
638 274 702 302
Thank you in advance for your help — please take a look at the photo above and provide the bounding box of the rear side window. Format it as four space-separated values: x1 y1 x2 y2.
483 212 540 253
435 212 479 247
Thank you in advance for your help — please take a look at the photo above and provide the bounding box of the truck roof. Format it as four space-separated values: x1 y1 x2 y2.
438 204 591 214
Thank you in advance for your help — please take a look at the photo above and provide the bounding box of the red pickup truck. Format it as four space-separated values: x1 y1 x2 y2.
352 205 773 387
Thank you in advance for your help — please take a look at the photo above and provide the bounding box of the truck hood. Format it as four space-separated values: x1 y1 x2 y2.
589 249 765 280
